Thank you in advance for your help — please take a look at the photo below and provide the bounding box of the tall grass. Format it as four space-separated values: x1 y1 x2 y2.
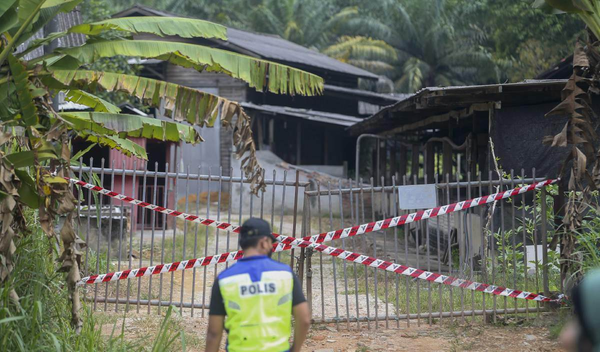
0 214 187 351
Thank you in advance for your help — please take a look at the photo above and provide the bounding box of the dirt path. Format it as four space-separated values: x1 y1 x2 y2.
96 310 563 352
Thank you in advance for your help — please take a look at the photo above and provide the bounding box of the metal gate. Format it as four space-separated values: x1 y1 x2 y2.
74 161 559 326
73 159 308 317
301 169 558 328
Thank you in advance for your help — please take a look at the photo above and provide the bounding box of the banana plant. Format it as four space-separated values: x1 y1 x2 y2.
534 0 600 283
0 0 323 331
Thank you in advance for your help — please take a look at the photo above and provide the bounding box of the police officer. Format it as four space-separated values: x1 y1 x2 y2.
205 218 311 352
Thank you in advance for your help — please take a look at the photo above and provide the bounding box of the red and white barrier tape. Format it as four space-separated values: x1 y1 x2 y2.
67 177 557 253
70 177 558 302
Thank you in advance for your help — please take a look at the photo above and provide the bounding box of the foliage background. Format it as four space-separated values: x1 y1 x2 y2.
95 0 584 92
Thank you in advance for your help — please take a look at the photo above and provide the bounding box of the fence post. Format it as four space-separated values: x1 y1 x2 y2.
541 187 550 296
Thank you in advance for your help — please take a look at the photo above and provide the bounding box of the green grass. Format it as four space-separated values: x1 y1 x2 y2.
0 214 189 351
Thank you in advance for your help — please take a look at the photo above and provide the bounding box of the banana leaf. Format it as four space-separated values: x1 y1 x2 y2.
69 16 227 40
46 69 265 191
54 40 324 96
78 132 147 159
59 111 203 145
63 89 121 113
7 55 38 126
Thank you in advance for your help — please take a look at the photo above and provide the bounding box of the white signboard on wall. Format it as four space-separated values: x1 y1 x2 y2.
398 184 437 210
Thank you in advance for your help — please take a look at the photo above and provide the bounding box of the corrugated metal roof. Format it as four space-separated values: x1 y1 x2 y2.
18 8 85 61
348 79 568 135
113 4 379 80
241 102 362 127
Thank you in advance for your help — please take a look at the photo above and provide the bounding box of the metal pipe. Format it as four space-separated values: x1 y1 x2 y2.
355 134 390 183
310 307 548 324
87 297 207 309
305 177 547 196
68 166 307 187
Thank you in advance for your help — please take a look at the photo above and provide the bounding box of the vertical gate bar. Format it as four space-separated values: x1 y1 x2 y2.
249 167 254 218
147 163 159 314
510 170 517 315
158 162 170 315
392 176 400 328
179 166 191 314
327 181 340 330
403 175 410 328
359 179 371 330
380 176 390 328
168 162 181 307
190 167 203 317
238 166 244 252
349 179 360 328
126 159 138 313
413 174 420 327
304 192 312 316
541 186 549 297
467 171 475 322
370 177 379 329
291 170 300 269
532 168 540 317
521 168 529 319
457 171 464 322
478 172 486 323
93 158 106 311
424 173 432 325
316 182 325 322
260 169 265 219
104 161 116 311
115 160 126 312
435 174 442 324
489 170 497 323
297 196 307 287
225 167 234 270
277 171 288 262
270 170 276 234
136 167 148 313
338 180 351 329
76 159 83 275
215 167 223 282
83 158 93 303
500 175 507 315
446 173 453 323
201 167 212 317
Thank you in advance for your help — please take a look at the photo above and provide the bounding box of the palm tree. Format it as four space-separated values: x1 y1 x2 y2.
388 0 498 93
323 36 397 75
0 0 322 330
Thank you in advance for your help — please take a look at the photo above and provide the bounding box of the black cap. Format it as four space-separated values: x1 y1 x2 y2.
239 218 276 242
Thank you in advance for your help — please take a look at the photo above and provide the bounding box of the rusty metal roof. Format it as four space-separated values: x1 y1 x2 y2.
112 4 379 81
348 79 568 135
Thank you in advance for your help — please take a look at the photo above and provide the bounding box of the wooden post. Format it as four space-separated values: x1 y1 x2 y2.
390 141 397 184
296 121 301 165
411 146 419 180
379 141 386 186
425 142 434 183
398 144 407 180
443 141 453 178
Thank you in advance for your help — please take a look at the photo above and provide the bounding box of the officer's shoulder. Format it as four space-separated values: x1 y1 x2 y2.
265 258 293 272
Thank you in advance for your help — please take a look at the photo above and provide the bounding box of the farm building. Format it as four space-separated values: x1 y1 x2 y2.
348 79 572 184
112 4 400 180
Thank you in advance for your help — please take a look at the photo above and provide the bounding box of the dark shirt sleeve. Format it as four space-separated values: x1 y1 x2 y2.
292 272 307 307
209 280 226 316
